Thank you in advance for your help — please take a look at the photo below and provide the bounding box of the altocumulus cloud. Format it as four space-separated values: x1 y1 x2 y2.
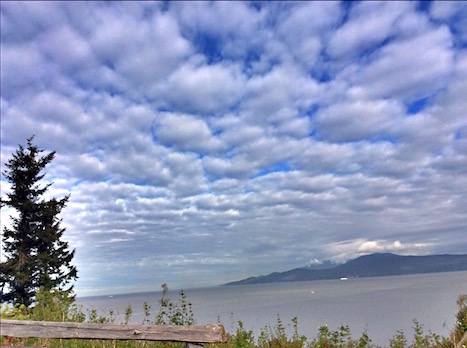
1 1 466 296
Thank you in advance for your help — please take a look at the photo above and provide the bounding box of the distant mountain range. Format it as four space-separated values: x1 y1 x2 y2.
224 253 467 286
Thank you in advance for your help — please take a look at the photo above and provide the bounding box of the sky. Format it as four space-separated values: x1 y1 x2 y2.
1 1 466 297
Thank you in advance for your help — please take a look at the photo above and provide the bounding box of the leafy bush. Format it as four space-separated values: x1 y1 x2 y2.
32 287 85 322
1 302 31 320
258 316 307 348
155 283 195 325
389 330 407 348
227 320 256 348
1 287 84 322
452 295 467 346
309 325 370 348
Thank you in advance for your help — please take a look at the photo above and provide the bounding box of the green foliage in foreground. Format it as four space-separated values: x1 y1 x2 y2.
1 287 466 348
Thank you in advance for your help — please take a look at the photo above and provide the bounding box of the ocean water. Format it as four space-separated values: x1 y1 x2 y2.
77 271 467 346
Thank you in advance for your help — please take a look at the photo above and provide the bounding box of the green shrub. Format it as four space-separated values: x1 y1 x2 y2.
389 319 452 348
32 287 85 322
452 295 467 346
0 302 31 320
258 316 307 348
124 304 133 324
87 308 115 324
229 320 256 348
155 283 195 325
389 330 407 348
309 325 374 348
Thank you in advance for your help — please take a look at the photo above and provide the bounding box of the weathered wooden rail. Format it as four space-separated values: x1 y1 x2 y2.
1 319 228 346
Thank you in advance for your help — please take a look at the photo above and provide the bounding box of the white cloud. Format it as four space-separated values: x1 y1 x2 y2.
0 2 65 42
326 239 433 263
203 155 256 179
163 62 246 113
430 0 467 45
358 241 385 253
277 2 341 67
327 2 413 58
430 1 464 19
309 258 323 265
40 25 96 72
243 65 319 123
171 1 266 60
154 113 225 153
0 42 46 94
88 6 191 93
357 240 430 254
353 25 454 101
314 98 404 142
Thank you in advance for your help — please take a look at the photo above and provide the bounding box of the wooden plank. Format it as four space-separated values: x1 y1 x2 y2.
0 320 228 343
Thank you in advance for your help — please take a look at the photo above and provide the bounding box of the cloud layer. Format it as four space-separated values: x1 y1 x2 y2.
1 1 466 296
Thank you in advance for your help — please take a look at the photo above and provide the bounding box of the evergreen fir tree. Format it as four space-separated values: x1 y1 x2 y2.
1 136 77 306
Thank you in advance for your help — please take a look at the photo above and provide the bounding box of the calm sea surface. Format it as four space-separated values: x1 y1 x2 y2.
77 271 467 346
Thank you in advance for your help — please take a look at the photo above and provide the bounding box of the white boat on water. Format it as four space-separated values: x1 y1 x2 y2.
340 277 348 281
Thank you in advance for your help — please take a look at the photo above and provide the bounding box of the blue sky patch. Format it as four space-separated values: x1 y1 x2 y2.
254 162 292 178
192 34 224 64
407 97 429 114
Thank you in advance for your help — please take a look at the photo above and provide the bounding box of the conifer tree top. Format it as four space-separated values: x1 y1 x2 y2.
1 136 77 306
